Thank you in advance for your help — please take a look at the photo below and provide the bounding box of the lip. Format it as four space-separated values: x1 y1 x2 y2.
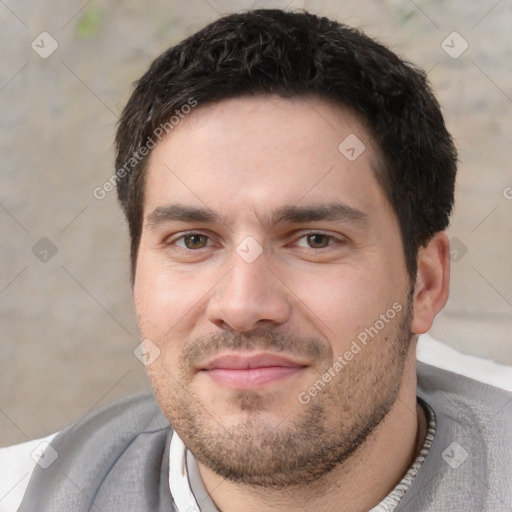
201 352 308 370
198 352 309 389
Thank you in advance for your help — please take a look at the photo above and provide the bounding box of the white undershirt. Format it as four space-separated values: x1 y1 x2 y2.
1 335 511 512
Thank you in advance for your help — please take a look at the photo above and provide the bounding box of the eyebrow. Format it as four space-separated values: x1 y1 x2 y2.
147 204 222 227
264 203 367 226
146 202 368 230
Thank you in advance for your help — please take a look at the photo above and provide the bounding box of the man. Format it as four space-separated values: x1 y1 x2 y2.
2 8 511 512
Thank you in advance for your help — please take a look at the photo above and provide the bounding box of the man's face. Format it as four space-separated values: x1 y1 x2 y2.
133 95 414 486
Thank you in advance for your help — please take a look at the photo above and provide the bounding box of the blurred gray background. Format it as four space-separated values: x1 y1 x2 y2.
1 0 511 447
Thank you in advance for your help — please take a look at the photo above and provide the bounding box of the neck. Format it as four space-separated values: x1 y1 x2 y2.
198 352 425 512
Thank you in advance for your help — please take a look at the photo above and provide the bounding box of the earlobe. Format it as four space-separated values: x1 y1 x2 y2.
411 232 451 334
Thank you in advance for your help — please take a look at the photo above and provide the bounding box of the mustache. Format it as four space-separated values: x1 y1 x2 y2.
181 328 333 370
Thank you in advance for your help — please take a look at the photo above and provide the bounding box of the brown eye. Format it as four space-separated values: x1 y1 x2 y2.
183 234 209 249
306 234 331 248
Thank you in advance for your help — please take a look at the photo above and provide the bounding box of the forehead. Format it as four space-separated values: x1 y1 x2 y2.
143 95 390 224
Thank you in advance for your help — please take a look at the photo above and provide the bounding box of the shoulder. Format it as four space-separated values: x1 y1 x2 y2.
0 433 58 512
80 392 165 431
0 393 169 512
39 391 170 466
417 334 511 431
411 336 512 510
417 333 512 391
417 359 511 430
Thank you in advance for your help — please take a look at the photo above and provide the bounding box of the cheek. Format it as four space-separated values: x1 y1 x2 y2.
288 262 404 349
133 254 201 342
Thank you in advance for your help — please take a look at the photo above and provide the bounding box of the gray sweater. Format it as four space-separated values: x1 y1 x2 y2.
18 362 512 511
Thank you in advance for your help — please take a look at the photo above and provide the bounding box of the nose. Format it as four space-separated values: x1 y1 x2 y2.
206 248 292 333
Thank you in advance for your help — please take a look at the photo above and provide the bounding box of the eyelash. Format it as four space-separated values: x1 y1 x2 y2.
165 231 345 251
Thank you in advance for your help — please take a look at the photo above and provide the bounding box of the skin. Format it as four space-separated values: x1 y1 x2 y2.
133 95 450 511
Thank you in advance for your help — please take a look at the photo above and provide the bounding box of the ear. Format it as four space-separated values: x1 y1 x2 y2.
411 231 450 334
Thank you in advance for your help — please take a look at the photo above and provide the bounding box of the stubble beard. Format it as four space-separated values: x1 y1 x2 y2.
149 296 413 488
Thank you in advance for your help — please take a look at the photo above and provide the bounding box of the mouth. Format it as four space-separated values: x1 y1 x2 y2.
198 352 309 390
